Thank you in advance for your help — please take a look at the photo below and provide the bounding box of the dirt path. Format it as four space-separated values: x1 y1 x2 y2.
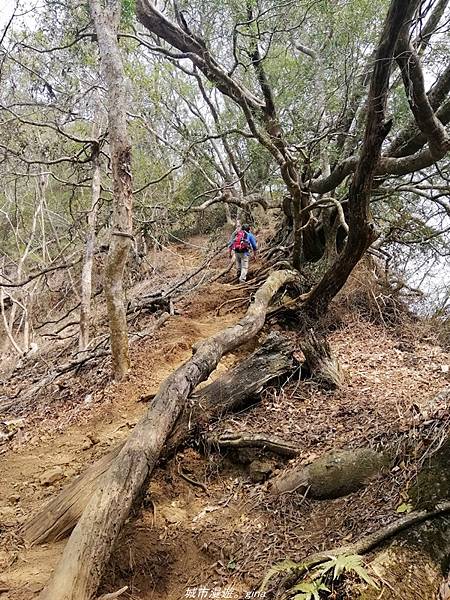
0 293 243 598
1 245 449 600
0 235 247 599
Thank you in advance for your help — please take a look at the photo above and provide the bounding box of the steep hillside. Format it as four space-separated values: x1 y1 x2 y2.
0 239 449 600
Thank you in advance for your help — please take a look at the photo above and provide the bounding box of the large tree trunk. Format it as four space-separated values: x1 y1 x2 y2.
302 0 419 316
91 0 133 380
22 331 297 546
38 269 297 600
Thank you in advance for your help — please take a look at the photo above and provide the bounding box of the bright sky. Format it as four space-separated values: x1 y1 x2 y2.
0 0 16 28
0 0 39 32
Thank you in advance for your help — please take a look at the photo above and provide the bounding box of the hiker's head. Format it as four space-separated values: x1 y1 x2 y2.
242 223 250 232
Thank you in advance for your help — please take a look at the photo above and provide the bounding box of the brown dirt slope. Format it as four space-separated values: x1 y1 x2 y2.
0 241 449 600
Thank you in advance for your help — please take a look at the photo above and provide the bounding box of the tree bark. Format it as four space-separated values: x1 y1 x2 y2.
395 32 450 160
166 331 298 454
300 329 345 389
22 331 297 546
269 448 388 498
79 141 101 352
90 0 133 380
303 0 419 316
207 432 300 459
37 269 297 600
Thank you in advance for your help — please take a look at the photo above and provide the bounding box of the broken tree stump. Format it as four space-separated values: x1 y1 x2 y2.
23 331 298 545
300 329 345 389
36 269 298 600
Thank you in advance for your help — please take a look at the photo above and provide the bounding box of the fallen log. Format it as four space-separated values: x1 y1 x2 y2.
126 291 170 316
23 331 298 545
37 269 298 600
165 331 299 455
270 448 388 498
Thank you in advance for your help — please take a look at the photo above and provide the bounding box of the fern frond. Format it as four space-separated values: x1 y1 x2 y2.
259 559 300 591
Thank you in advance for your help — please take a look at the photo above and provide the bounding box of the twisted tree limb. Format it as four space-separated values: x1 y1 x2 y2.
304 0 420 314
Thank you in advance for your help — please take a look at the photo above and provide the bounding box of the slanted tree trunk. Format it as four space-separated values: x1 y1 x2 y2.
23 331 297 546
38 269 297 600
79 140 101 352
91 0 133 380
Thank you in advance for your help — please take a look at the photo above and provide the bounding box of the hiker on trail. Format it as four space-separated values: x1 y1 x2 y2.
228 223 257 282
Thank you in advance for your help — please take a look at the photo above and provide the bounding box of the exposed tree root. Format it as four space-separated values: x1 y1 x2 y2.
269 448 387 498
270 428 450 599
269 502 450 599
207 432 300 458
177 461 209 494
164 331 299 456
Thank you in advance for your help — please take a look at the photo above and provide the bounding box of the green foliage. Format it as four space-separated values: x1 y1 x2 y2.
290 581 330 600
259 559 300 591
314 554 379 589
396 502 413 514
121 0 136 27
261 554 379 598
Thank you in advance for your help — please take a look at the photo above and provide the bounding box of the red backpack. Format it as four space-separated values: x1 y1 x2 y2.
232 229 250 252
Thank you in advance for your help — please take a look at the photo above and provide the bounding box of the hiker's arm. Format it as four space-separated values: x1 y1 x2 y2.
250 234 258 256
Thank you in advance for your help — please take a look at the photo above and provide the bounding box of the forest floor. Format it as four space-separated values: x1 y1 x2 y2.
0 234 449 600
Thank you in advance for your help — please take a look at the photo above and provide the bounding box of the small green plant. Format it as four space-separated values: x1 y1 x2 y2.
313 553 379 589
290 580 330 600
259 559 300 591
396 502 413 513
260 553 379 598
